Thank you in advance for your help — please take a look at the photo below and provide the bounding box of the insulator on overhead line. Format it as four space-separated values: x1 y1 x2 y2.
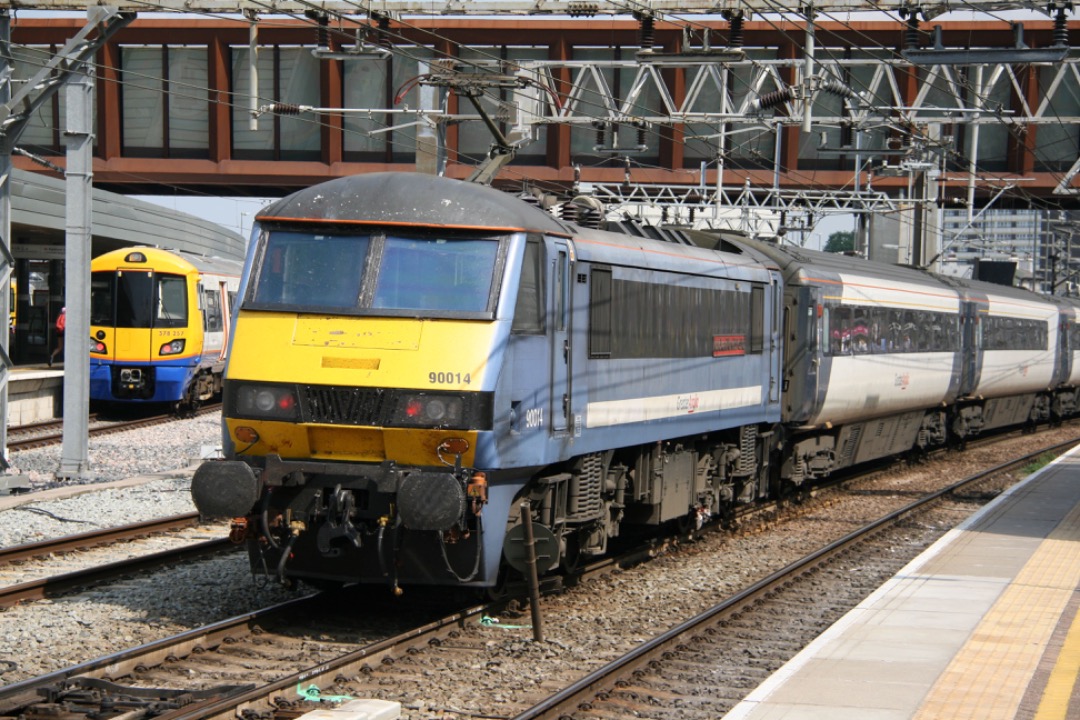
819 78 860 101
905 15 920 50
728 14 745 48
305 10 329 50
372 12 393 48
593 120 608 148
751 87 795 112
1054 5 1070 47
269 103 302 115
634 11 655 50
568 1 599 17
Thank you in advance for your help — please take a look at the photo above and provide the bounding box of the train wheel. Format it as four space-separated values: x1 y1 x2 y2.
718 503 737 531
779 479 807 507
560 532 583 574
485 566 516 602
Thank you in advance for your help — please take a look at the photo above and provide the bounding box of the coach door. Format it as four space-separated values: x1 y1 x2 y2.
550 239 573 434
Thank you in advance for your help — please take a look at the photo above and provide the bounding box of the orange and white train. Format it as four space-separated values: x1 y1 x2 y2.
89 246 243 410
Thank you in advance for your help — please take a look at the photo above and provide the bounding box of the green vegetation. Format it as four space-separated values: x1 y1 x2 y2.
824 231 855 253
1021 452 1057 476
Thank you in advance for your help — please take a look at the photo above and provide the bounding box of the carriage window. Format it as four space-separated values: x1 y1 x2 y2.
203 288 222 332
980 316 1047 351
825 304 960 354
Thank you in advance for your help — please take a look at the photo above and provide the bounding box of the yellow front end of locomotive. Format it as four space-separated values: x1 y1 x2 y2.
224 311 494 468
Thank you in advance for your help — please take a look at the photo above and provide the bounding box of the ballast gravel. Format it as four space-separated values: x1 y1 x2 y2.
0 413 224 547
0 418 1075 707
0 413 303 684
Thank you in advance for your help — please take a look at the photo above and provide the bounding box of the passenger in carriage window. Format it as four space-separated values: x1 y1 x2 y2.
887 318 902 351
851 314 870 354
871 321 887 352
901 324 915 351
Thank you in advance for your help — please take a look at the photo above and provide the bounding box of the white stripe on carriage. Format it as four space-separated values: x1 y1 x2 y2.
586 386 763 428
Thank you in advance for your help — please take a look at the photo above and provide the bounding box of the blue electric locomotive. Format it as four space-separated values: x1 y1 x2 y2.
192 172 784 590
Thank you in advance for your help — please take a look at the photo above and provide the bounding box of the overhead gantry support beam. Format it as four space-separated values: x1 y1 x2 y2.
0 0 1063 19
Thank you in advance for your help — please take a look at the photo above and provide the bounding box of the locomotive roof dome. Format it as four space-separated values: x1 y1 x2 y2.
258 172 571 236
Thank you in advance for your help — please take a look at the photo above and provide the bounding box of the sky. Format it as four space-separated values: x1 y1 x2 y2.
133 194 277 242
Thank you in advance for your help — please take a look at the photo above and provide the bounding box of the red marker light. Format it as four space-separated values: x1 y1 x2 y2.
277 394 296 411
406 399 423 417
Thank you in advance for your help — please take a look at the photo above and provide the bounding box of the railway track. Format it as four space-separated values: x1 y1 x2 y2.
510 438 1080 720
7 404 222 452
0 513 234 608
0 512 202 567
1 434 1073 720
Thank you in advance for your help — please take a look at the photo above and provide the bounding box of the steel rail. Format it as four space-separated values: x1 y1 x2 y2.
3 432 1074 720
508 435 1080 719
0 536 235 608
0 512 201 566
0 593 321 714
8 403 222 452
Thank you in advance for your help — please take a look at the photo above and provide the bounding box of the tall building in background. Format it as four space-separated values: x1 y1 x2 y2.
937 209 1069 294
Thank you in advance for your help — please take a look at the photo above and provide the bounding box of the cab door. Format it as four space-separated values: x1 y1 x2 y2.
549 239 573 434
90 271 119 363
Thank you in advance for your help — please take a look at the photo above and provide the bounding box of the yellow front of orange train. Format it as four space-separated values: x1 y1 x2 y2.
89 247 204 403
222 310 498 469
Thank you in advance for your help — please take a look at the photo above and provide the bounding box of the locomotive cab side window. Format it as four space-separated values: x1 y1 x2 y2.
511 239 544 334
750 285 764 353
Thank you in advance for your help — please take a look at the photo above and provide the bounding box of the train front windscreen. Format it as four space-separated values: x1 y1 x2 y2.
249 230 502 316
90 270 188 329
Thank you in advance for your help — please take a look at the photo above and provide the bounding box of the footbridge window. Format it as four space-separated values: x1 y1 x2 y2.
121 46 209 159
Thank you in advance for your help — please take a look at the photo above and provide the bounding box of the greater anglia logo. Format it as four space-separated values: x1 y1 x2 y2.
676 394 701 413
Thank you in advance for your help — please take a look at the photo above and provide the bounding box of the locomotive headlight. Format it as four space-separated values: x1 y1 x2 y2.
400 394 465 427
231 383 299 421
159 339 185 356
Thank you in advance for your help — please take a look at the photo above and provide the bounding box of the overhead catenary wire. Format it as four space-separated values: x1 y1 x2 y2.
3 4 1072 246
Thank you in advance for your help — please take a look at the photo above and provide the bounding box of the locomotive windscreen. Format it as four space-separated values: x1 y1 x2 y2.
250 230 501 315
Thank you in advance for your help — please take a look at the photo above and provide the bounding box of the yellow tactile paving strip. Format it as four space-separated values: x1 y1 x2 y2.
913 501 1080 720
1033 599 1080 720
